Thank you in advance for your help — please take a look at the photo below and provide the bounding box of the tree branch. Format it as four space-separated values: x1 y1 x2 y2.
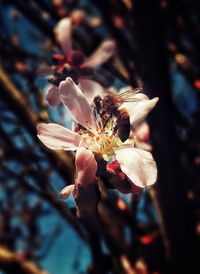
0 66 74 183
0 246 48 274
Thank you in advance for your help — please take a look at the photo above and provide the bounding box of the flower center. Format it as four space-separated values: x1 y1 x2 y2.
77 94 133 161
79 120 122 161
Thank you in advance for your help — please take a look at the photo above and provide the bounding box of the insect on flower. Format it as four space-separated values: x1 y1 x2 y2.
93 88 143 142
37 77 159 188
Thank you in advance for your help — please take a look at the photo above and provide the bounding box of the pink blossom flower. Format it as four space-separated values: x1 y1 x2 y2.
54 18 116 69
37 77 158 188
60 147 99 217
40 18 116 106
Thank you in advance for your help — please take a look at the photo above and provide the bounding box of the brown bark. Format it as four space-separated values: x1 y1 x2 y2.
0 66 74 183
134 0 197 272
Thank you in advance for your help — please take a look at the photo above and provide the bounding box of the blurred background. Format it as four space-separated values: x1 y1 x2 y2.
0 0 200 273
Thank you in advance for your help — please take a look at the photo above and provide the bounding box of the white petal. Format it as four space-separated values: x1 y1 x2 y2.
81 39 116 68
60 185 74 199
78 79 104 104
59 77 96 131
115 147 157 187
134 140 152 152
37 123 83 150
122 96 159 127
54 18 72 56
45 86 61 106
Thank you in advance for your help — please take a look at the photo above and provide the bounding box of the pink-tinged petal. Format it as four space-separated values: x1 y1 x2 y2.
122 96 159 127
59 77 96 131
45 86 61 106
115 147 157 187
73 148 99 217
54 18 72 56
37 123 83 150
75 147 97 183
81 39 116 68
135 122 150 142
78 79 104 104
60 185 74 199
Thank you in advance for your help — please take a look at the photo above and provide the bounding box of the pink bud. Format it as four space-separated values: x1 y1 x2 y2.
135 122 150 142
73 148 99 217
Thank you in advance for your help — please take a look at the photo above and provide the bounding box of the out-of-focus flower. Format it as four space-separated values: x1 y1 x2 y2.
60 147 99 217
194 79 200 90
135 259 149 274
88 16 102 28
15 62 29 73
39 18 116 106
140 235 155 245
120 255 135 274
70 9 85 25
54 18 116 69
117 198 128 211
113 15 124 29
37 77 158 188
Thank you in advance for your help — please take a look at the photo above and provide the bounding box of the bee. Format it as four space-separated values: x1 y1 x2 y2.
93 88 143 142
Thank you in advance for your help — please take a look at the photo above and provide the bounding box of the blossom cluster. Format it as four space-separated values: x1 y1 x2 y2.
37 18 159 218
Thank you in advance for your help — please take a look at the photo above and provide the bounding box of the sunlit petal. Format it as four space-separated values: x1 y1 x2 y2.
37 123 83 150
122 96 159 126
81 39 116 68
59 77 96 131
45 86 61 106
115 147 157 187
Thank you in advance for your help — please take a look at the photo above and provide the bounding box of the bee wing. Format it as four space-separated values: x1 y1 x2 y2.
118 88 144 102
118 88 143 97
